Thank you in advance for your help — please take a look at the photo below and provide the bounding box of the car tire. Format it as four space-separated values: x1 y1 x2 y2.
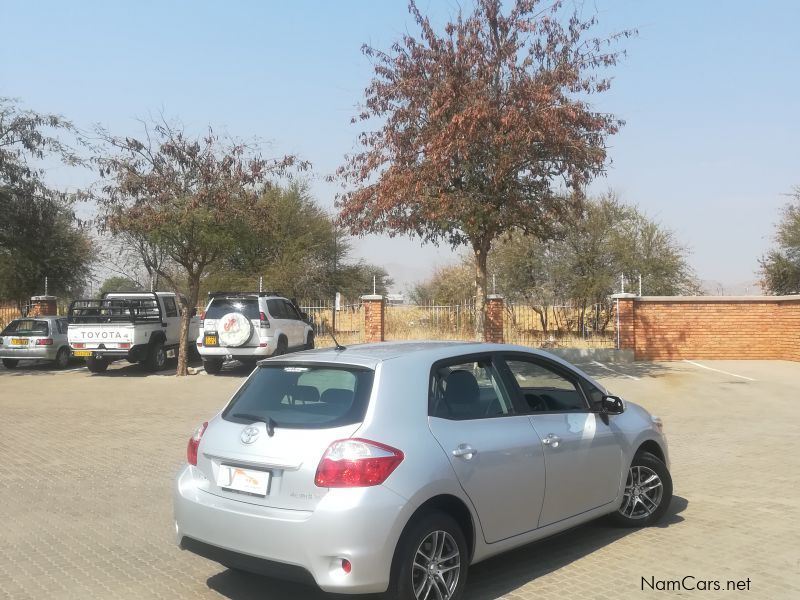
387 511 469 600
86 356 109 373
611 451 673 528
2 358 19 369
273 336 288 356
203 358 223 375
144 341 166 372
54 347 70 369
305 331 315 350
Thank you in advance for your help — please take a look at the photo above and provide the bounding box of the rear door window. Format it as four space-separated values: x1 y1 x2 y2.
266 299 288 319
162 297 178 318
1 319 49 337
429 357 515 420
206 298 259 320
223 365 374 428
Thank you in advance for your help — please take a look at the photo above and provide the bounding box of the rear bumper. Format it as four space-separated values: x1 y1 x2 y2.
0 347 59 360
198 341 276 359
173 465 408 593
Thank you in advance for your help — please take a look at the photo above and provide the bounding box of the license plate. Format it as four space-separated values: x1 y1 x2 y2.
218 465 270 496
73 350 92 357
204 335 218 346
10 338 27 346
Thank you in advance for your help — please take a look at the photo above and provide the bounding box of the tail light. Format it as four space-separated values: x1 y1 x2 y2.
200 311 206 326
72 342 85 349
187 421 208 466
315 439 404 488
119 342 131 349
259 311 270 328
35 338 53 346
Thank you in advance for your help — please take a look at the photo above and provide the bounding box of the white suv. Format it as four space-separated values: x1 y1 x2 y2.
197 292 314 374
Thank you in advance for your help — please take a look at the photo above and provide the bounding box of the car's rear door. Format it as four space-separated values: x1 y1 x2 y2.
280 300 305 347
427 354 546 543
497 354 624 527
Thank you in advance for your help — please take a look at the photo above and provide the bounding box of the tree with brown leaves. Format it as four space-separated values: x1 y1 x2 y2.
94 120 307 376
336 0 632 338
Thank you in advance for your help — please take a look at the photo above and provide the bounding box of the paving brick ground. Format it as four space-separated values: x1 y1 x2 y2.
1 357 798 599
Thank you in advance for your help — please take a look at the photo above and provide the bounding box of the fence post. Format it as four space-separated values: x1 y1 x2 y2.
361 294 385 343
611 293 637 352
485 295 505 343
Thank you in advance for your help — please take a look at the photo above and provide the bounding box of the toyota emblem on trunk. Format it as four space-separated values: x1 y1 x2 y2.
240 426 260 444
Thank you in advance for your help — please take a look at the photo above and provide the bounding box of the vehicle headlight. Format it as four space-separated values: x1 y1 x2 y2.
651 415 664 434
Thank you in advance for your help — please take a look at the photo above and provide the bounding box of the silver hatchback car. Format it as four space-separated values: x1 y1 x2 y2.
0 316 72 369
174 342 672 599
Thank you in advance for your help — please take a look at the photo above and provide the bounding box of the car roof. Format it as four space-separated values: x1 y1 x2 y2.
257 340 598 378
9 315 63 321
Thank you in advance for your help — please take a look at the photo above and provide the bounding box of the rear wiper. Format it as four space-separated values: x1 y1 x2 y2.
231 413 278 437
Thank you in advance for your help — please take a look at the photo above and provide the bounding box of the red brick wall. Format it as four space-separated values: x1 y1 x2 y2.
362 296 385 343
484 296 504 343
616 296 800 361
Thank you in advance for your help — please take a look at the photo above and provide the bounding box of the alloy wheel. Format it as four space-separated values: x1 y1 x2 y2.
619 465 664 520
412 530 461 600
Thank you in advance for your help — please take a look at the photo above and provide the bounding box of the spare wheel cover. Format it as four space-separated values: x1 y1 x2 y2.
217 312 253 347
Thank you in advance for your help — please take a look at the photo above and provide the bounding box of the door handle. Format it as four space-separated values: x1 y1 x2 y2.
542 434 561 448
452 444 478 459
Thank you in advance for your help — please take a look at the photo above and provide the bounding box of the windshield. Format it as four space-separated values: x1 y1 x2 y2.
223 364 375 429
1 319 49 337
206 297 259 320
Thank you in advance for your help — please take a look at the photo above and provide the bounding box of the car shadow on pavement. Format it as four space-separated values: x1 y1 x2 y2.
90 356 206 377
0 359 84 376
206 496 688 600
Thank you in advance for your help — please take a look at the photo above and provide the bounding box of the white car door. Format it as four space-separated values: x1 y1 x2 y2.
427 355 546 543
160 296 182 345
499 355 624 528
280 300 305 347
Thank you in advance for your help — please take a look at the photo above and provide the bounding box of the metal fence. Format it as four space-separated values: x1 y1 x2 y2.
0 303 21 330
503 302 615 348
385 300 477 341
381 300 615 348
298 300 364 347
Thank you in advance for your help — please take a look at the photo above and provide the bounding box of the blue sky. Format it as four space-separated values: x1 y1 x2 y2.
2 0 799 293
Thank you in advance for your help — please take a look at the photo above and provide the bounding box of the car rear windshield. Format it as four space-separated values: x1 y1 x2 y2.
222 365 375 429
205 297 259 320
1 319 49 336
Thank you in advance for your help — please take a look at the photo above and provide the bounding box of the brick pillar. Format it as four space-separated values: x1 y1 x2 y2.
29 295 58 316
484 295 504 343
361 295 385 343
611 293 637 350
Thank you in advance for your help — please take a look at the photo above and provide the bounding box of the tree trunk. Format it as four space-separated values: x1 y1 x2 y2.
175 278 200 376
473 242 489 341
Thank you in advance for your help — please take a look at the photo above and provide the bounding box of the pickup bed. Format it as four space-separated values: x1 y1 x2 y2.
67 292 199 373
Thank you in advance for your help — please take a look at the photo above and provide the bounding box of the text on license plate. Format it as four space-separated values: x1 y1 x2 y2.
204 335 218 346
218 465 270 496
73 350 92 357
11 338 27 346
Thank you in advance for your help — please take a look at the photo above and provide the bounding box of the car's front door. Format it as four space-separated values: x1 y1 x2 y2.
498 354 624 527
427 355 546 543
161 296 181 345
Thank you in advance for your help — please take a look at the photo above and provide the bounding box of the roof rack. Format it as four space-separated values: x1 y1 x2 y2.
207 291 282 298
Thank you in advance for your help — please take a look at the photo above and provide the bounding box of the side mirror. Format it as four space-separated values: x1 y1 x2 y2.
601 395 625 415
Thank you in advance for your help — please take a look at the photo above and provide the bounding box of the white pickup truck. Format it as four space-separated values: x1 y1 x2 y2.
67 292 200 373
